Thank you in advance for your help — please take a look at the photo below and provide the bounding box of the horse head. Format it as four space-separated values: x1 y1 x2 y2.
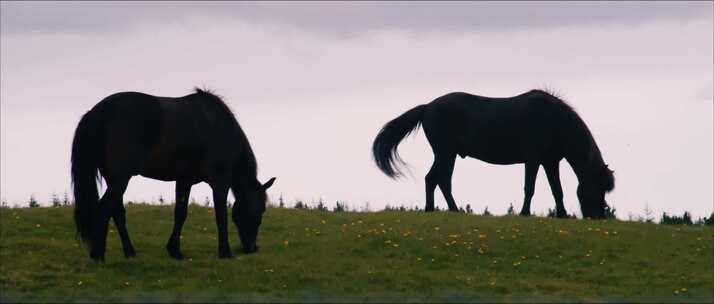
578 163 615 219
232 177 276 253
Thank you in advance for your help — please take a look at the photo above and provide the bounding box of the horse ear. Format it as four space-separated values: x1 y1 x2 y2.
262 177 276 190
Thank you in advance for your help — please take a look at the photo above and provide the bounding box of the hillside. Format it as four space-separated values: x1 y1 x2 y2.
1 205 712 303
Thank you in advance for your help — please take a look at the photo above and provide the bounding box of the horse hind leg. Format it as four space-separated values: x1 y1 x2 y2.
109 176 135 258
519 162 539 216
167 180 192 259
424 161 438 212
90 176 130 261
434 153 459 212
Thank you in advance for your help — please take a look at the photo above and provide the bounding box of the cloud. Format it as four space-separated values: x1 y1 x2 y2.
2 1 711 37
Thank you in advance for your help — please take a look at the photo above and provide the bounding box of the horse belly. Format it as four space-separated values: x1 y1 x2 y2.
459 136 526 165
140 147 202 182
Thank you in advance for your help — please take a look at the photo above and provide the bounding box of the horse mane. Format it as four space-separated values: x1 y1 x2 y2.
533 88 615 192
192 87 258 179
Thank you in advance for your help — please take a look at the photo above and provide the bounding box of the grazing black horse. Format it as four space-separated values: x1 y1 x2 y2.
373 89 614 218
72 88 275 261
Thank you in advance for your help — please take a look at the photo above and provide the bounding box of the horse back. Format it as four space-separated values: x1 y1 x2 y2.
422 91 569 164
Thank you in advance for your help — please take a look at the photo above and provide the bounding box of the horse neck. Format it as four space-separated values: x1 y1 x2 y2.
566 146 604 183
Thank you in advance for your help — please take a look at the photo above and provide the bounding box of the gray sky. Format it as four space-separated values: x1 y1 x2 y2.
1 1 712 219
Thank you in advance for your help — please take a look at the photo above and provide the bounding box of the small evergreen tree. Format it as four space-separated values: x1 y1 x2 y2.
482 206 491 216
158 194 165 206
50 192 61 207
333 201 347 212
62 192 71 206
28 195 39 208
465 204 473 214
361 202 371 212
506 203 515 216
316 198 328 212
278 194 285 208
643 204 654 223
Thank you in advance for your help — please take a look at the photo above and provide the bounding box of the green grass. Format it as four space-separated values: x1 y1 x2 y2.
1 205 712 303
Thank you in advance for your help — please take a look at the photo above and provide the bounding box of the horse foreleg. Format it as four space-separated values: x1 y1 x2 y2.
520 163 539 216
544 162 567 218
167 181 191 259
211 183 232 258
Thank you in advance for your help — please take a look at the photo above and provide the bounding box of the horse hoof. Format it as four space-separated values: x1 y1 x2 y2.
218 251 233 259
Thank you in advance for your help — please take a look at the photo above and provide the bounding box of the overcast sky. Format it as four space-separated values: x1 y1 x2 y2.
1 1 712 219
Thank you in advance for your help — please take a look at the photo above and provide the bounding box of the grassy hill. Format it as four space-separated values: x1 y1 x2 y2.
1 205 712 303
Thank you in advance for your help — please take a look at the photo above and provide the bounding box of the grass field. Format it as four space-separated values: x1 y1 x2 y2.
1 205 712 303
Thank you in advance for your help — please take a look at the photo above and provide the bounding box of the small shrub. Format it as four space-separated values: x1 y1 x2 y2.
482 206 491 216
547 208 577 219
294 200 306 209
465 204 473 214
28 195 39 208
604 204 617 220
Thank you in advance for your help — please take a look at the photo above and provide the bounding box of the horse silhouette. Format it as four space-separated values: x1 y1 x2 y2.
373 90 614 218
71 88 275 261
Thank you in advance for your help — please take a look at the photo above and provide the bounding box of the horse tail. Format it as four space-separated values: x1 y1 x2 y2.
71 107 104 246
372 104 427 178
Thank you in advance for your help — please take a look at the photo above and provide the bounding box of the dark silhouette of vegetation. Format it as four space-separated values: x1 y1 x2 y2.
465 204 473 214
695 213 714 225
51 192 61 207
603 204 617 219
506 203 516 216
294 200 307 209
660 211 693 225
547 208 577 219
333 201 348 212
482 206 491 216
278 194 285 208
643 204 655 223
28 195 39 208
316 198 328 212
0 200 8 208
62 192 71 206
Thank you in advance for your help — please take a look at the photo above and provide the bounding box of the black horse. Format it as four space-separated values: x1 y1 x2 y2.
71 88 275 261
373 89 614 218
